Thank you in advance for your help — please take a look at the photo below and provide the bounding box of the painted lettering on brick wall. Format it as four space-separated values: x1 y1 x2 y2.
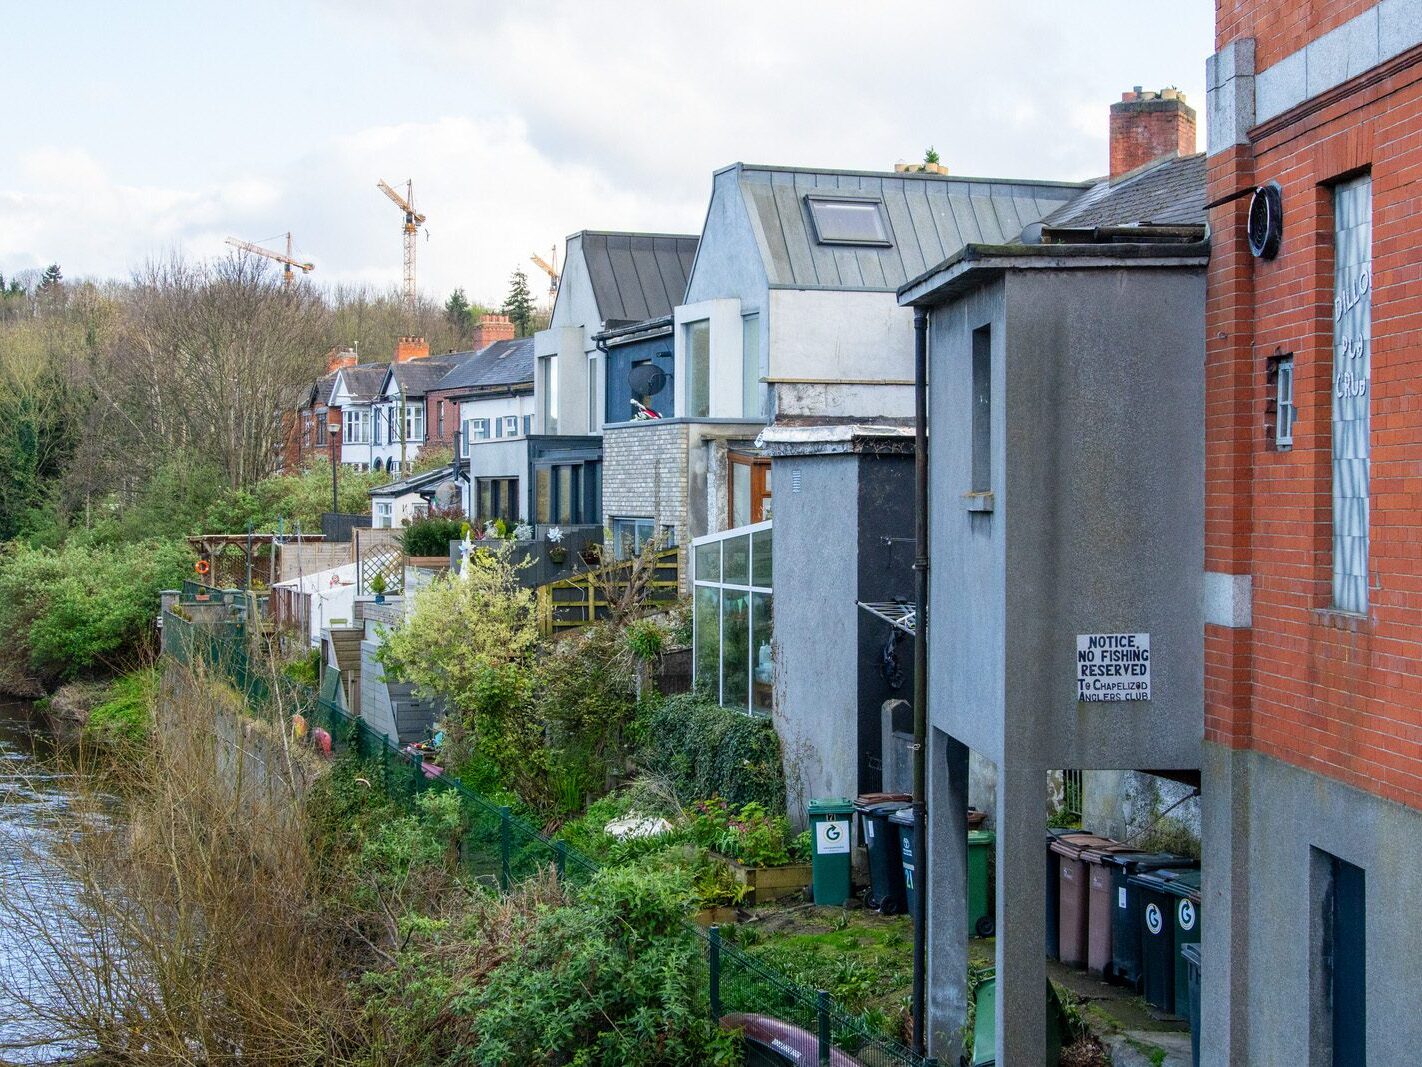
1075 633 1151 702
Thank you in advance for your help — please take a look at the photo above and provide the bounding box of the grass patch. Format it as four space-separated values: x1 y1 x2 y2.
83 668 158 745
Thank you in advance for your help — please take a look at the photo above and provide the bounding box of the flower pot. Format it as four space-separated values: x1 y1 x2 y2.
374 593 385 604
548 547 567 565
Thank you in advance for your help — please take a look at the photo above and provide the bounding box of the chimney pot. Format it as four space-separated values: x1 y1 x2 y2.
394 336 429 362
471 313 517 348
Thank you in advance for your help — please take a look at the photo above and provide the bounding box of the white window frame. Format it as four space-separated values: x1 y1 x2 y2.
504 415 519 438
404 402 424 442
374 501 393 528
690 520 773 715
1275 356 1295 449
343 408 369 444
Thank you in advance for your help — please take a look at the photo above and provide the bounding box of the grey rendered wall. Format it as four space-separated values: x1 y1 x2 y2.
550 234 603 336
927 279 1009 759
684 168 768 310
467 437 527 483
771 453 860 825
1001 267 1204 772
1203 745 1422 1067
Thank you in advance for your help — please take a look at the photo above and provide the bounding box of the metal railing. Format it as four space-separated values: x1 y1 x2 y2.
160 609 929 1067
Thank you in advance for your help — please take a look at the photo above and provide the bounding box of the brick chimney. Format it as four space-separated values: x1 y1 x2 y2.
1109 87 1196 180
470 313 516 348
394 335 429 362
325 346 357 374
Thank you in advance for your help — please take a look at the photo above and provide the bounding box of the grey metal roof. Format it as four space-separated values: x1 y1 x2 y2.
1042 153 1206 230
432 337 535 393
577 231 699 322
730 164 1089 290
338 363 390 403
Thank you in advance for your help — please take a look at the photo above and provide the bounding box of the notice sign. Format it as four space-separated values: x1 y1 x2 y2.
1076 633 1151 702
816 819 850 855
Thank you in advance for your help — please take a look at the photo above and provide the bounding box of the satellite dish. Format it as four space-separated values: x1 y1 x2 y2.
434 481 462 508
627 364 668 397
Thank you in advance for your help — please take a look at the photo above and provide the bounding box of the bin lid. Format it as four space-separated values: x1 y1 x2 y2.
1161 868 1202 900
854 792 912 808
889 807 916 827
1049 833 1114 859
1080 843 1142 864
808 796 855 816
862 800 912 817
1128 869 1178 893
1101 851 1197 872
1181 943 1201 967
968 829 996 845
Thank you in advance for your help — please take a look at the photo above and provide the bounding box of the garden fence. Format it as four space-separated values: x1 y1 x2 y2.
160 598 932 1067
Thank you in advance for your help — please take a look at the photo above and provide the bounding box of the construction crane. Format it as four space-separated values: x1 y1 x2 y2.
530 246 559 308
377 178 426 314
224 233 314 287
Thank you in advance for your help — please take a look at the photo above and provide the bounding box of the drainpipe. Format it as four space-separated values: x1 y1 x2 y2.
911 305 930 1056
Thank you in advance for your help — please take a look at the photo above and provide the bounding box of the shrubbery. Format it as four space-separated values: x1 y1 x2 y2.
635 692 787 812
0 538 192 691
83 668 158 747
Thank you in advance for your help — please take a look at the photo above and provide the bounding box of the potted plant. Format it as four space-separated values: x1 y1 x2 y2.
579 541 603 567
369 572 387 604
547 526 567 565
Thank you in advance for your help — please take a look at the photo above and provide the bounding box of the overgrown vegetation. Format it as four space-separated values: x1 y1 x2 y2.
83 667 158 747
635 691 787 812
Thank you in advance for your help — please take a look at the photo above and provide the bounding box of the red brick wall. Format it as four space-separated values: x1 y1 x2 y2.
1215 0 1378 68
424 390 462 453
1206 38 1422 808
1109 92 1197 178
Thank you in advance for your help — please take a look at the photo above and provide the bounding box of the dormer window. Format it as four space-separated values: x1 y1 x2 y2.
805 195 891 246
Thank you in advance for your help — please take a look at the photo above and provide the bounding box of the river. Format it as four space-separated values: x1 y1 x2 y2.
0 700 88 1064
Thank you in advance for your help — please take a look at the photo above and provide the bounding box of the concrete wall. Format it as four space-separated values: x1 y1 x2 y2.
533 326 592 436
684 168 769 308
674 298 746 418
466 436 528 484
358 639 397 743
771 453 859 824
1203 744 1422 1067
767 289 914 419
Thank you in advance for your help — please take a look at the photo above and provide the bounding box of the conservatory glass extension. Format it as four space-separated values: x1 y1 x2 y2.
691 522 772 714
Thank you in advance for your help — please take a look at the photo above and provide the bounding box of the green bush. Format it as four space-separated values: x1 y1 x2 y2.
686 796 806 868
461 865 739 1066
635 693 786 813
398 513 464 557
0 538 193 687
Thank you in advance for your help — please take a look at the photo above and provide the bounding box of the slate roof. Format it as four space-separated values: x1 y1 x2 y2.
432 337 536 394
337 363 390 403
1042 153 1206 230
575 231 699 324
388 356 464 397
727 163 1089 291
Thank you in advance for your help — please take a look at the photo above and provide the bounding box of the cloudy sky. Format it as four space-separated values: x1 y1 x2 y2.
0 1 1213 304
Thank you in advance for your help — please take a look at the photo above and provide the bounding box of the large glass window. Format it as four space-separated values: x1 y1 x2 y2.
691 522 772 714
533 461 601 525
729 453 772 527
1332 175 1371 614
476 477 519 522
610 517 675 560
343 408 369 444
742 313 762 419
686 319 711 418
542 355 559 434
404 402 425 442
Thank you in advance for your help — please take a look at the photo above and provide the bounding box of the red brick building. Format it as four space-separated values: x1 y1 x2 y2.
1204 3 1422 1062
279 346 355 472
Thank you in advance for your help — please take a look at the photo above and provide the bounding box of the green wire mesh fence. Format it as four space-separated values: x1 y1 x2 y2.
160 600 932 1067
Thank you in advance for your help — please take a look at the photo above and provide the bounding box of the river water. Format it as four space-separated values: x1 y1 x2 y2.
0 700 87 1063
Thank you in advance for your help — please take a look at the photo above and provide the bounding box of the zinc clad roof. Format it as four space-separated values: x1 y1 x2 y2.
579 232 699 322
733 164 1089 290
1043 153 1206 229
433 337 535 393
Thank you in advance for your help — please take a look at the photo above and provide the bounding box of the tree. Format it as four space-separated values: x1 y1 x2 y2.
444 288 470 326
37 264 62 292
501 269 535 338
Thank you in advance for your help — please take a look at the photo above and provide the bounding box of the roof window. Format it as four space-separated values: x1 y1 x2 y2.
805 195 891 246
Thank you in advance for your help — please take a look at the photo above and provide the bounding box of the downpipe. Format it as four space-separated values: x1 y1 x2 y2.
911 305 930 1056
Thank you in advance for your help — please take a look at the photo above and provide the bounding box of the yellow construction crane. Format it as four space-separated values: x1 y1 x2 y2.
224 233 314 287
530 246 559 307
377 178 426 313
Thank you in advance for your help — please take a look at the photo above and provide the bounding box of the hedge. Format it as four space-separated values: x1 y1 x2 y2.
635 693 786 813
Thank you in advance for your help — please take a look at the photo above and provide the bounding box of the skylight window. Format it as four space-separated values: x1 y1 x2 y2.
805 195 891 246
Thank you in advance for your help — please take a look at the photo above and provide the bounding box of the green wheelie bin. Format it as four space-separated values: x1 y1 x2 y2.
1165 868 1202 1017
807 797 854 906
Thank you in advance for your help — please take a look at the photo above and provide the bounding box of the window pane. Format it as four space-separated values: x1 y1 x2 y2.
693 586 721 697
721 589 750 711
687 320 710 418
1331 175 1371 614
544 356 559 434
535 468 551 524
557 465 573 525
723 532 750 586
751 528 772 588
742 314 761 419
732 461 751 529
971 325 992 493
751 592 773 714
694 539 720 583
807 197 890 245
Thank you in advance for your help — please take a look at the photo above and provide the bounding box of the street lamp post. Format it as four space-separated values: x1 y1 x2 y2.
328 422 341 515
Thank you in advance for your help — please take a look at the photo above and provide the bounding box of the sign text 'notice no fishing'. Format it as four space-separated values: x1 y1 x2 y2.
1076 633 1151 702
